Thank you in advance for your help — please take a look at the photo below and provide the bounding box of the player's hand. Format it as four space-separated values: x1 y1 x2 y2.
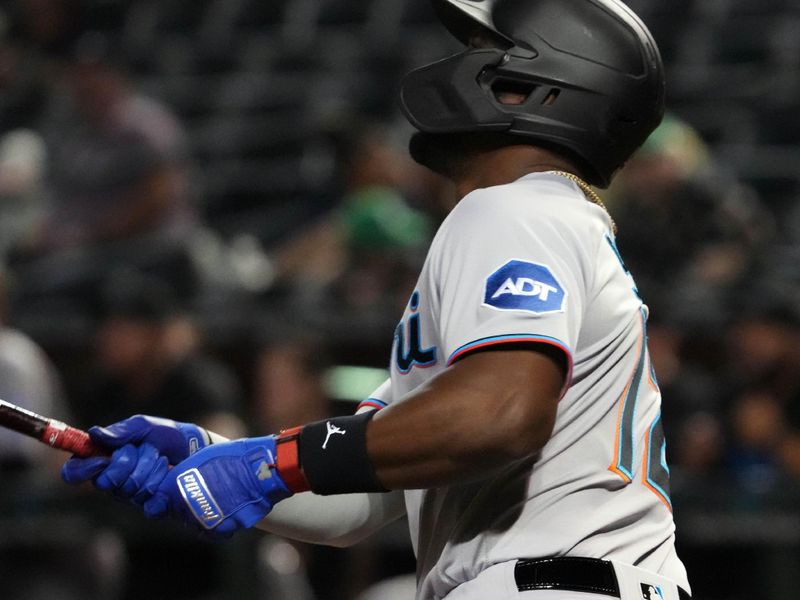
62 443 170 505
143 436 292 536
87 414 211 464
61 415 209 504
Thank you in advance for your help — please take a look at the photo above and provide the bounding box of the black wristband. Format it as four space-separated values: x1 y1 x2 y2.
297 412 388 495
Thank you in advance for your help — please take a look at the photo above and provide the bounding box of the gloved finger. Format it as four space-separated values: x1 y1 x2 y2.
202 522 235 541
133 454 169 505
143 490 170 520
120 443 161 499
88 415 149 448
95 444 139 492
61 456 110 484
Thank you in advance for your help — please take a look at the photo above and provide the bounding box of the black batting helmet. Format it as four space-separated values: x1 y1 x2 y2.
399 0 666 188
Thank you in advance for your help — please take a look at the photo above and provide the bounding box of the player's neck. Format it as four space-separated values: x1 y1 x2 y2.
453 146 580 199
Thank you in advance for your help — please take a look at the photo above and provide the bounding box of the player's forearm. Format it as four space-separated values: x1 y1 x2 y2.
366 349 562 490
199 426 411 543
198 413 245 442
256 490 406 547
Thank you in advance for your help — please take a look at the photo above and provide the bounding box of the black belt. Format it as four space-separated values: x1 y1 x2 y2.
514 557 691 599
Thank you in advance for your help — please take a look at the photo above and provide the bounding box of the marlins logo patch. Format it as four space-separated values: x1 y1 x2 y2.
177 468 224 529
484 260 566 314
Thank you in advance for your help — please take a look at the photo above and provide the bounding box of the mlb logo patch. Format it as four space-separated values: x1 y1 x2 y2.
640 583 664 599
484 260 566 314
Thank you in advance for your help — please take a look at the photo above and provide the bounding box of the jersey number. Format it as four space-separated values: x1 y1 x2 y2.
609 310 672 510
605 236 671 510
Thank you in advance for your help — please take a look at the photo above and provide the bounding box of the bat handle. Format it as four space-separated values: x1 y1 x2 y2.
43 421 103 458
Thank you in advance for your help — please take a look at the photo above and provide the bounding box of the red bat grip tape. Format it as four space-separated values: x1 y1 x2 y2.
42 423 101 457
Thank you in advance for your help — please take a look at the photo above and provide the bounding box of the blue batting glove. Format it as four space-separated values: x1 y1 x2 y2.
143 436 292 536
61 455 110 484
62 443 170 505
61 415 208 506
88 415 211 464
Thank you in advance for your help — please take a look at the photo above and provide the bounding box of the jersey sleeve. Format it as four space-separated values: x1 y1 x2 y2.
355 378 392 414
431 188 592 388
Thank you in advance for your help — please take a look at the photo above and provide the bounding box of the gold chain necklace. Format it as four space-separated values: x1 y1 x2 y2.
550 171 617 235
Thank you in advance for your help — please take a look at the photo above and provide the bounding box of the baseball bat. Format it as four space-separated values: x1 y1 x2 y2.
0 398 101 457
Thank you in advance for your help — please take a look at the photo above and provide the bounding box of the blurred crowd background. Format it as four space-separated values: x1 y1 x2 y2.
0 0 798 599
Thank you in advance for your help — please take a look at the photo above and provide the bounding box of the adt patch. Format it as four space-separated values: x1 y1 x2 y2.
484 260 566 314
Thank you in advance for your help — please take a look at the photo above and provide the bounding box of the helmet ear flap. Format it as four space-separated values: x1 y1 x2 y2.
399 49 515 133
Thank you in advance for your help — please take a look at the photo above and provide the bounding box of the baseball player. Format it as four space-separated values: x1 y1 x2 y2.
63 1 692 599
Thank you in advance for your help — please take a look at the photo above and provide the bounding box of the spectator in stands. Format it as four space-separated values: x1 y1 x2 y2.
646 317 724 465
9 32 200 303
724 288 800 403
720 292 800 500
727 388 786 496
14 0 78 55
35 33 196 252
0 11 49 262
0 269 107 600
0 270 69 474
673 411 725 478
78 271 244 439
270 124 434 312
609 114 772 321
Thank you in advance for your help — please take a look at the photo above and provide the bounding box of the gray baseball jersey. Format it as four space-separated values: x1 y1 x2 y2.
359 172 688 600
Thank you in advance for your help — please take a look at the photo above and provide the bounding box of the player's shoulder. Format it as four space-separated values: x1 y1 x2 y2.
445 172 610 237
